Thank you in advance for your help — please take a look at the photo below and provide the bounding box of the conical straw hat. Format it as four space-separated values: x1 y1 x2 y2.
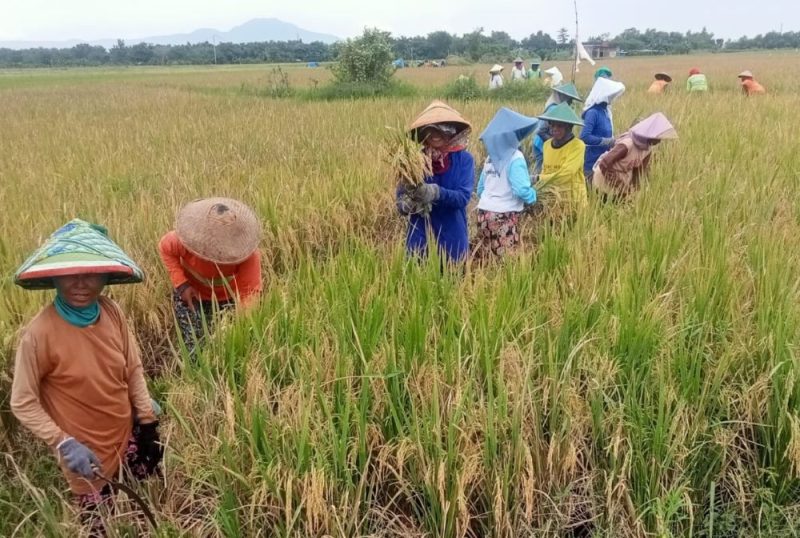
630 112 678 140
489 64 504 73
513 57 524 63
737 70 754 78
176 197 261 264
537 102 584 127
553 82 583 102
655 72 672 82
407 100 472 134
15 219 143 290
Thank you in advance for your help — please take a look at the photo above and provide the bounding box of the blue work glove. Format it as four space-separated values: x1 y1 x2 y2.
410 183 440 205
58 438 100 479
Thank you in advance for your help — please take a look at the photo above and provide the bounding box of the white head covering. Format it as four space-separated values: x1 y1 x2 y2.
583 77 626 111
544 67 563 86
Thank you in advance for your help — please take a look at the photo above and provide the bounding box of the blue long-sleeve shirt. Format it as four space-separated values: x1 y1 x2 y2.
477 156 536 205
580 103 613 173
397 150 475 262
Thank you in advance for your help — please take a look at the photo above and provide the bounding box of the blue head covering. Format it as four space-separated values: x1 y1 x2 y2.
479 108 539 173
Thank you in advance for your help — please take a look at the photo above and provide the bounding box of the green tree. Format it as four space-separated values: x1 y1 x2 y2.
427 31 453 58
557 27 570 46
332 28 395 84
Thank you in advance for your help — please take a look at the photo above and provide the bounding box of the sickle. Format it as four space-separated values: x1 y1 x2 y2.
91 465 158 530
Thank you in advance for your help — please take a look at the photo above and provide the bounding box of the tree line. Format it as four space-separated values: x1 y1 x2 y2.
1 27 798 68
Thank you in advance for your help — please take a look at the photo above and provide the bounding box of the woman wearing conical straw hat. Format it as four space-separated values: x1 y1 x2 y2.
532 82 583 175
511 57 527 82
535 102 588 211
737 70 766 96
397 101 475 263
11 219 162 534
648 72 673 94
158 197 262 353
489 64 505 90
592 112 678 200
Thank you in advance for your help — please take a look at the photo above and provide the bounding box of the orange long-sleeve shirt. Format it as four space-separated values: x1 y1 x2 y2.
157 230 262 304
741 79 766 96
648 80 669 94
11 297 155 495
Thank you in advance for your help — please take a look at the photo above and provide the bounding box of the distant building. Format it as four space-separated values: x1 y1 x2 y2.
582 41 619 59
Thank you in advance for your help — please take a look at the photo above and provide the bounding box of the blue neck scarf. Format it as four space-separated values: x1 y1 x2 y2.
54 292 100 328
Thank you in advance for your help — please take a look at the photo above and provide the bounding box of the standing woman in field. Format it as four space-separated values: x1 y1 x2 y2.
158 197 262 353
532 82 583 174
536 103 588 212
488 64 505 89
474 108 538 260
686 67 709 93
397 101 474 263
10 219 162 534
580 77 626 185
592 112 678 200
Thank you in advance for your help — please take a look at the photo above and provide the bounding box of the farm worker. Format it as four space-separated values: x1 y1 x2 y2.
528 59 543 79
475 108 538 260
511 57 528 81
686 67 708 92
544 66 564 87
581 77 626 184
737 70 766 96
488 64 505 89
536 102 588 211
397 100 475 263
592 112 678 200
594 66 613 80
648 72 672 94
10 219 162 533
158 197 262 353
532 82 583 174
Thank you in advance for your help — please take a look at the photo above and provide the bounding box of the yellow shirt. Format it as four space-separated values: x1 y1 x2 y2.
11 297 155 494
539 137 588 210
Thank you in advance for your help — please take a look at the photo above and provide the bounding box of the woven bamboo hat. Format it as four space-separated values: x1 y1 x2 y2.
407 100 472 137
489 64 504 74
737 70 754 79
655 72 673 82
175 197 261 264
537 102 584 127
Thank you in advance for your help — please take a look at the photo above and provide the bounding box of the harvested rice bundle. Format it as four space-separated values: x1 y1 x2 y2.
384 126 432 190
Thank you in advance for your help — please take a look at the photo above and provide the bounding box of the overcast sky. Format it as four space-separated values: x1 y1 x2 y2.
0 0 796 43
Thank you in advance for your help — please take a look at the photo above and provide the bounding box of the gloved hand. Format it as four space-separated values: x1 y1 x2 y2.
601 137 615 147
410 183 440 205
135 422 163 473
396 193 418 216
58 438 100 479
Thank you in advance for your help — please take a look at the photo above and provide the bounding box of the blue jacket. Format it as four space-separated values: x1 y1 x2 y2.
580 103 613 173
398 150 474 262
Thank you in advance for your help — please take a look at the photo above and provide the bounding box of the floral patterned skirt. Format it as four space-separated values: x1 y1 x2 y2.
172 290 234 354
474 210 520 260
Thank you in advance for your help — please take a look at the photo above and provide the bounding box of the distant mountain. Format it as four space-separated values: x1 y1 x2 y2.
0 18 340 50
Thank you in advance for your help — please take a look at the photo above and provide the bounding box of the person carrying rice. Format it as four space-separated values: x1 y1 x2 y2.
532 82 583 174
474 108 538 260
592 112 678 200
488 64 505 89
535 103 588 212
11 219 162 534
158 197 262 352
395 101 475 263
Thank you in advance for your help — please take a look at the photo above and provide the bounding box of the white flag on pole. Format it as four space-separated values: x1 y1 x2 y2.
575 39 596 73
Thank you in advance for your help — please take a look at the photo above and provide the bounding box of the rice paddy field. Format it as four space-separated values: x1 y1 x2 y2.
2 51 800 536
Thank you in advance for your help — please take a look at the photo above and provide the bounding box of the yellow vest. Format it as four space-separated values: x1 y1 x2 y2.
539 137 588 210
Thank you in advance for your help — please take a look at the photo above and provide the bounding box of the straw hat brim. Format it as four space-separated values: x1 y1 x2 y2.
737 70 754 78
176 197 261 264
655 73 672 82
489 65 504 73
407 100 472 135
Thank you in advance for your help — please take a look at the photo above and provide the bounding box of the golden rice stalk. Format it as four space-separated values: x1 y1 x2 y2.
383 126 432 189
